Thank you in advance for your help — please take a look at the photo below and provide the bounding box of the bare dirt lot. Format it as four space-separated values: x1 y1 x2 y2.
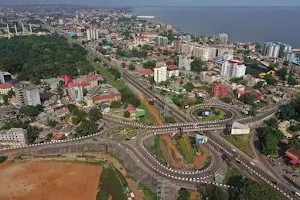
0 160 102 200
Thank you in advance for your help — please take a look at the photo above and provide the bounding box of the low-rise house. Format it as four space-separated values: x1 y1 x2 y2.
92 92 122 104
0 83 14 95
167 65 180 77
136 69 154 77
278 121 293 139
285 149 300 166
0 128 27 146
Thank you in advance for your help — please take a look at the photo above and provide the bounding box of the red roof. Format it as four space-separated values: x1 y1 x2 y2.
92 93 121 102
58 74 72 86
80 82 90 87
67 82 82 88
167 65 178 71
192 89 208 94
126 105 136 113
0 83 13 89
228 60 243 65
136 69 154 76
85 75 98 81
51 132 65 140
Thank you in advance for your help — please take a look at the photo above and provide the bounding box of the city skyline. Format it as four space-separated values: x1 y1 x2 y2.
1 0 300 6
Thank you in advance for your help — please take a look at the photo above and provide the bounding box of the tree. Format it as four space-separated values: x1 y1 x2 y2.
197 185 228 200
269 63 279 70
261 128 284 155
110 101 121 108
164 116 176 123
277 68 288 81
278 104 296 120
289 125 300 132
47 119 58 128
287 137 300 149
124 111 130 118
2 95 9 105
190 58 204 73
288 76 297 86
283 61 289 66
239 179 282 200
129 64 135 71
183 82 194 92
75 119 97 137
46 133 53 141
264 74 276 85
264 118 278 128
26 125 39 143
253 81 265 89
88 108 103 122
68 104 78 115
20 105 43 117
249 106 257 116
177 188 190 200
240 93 256 105
72 116 80 125
120 88 141 107
143 60 156 70
7 90 15 98
57 80 64 98
220 97 232 103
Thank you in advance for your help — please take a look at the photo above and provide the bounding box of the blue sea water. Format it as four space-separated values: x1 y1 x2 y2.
133 6 300 47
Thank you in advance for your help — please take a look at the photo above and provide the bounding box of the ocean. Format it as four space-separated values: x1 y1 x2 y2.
133 6 300 47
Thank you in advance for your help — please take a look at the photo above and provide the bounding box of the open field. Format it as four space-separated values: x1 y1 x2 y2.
138 99 159 125
178 135 197 164
0 160 102 200
223 134 255 158
109 126 137 140
194 146 211 168
197 108 226 122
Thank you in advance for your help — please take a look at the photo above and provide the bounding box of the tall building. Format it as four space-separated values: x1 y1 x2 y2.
262 42 280 58
208 47 218 60
175 41 182 53
217 47 234 58
181 43 193 56
212 83 230 98
86 29 99 41
15 85 41 106
66 82 84 102
0 71 12 83
221 60 246 78
193 47 210 61
278 42 292 58
154 62 167 83
155 36 168 46
177 55 193 71
214 33 229 44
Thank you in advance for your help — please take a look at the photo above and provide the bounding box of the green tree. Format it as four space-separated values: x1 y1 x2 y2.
288 76 297 85
277 68 288 81
264 74 276 85
269 63 279 70
47 119 58 128
283 61 289 66
264 118 278 128
129 64 136 71
143 60 156 70
261 128 284 155
287 137 300 149
110 101 121 108
88 108 103 122
239 179 282 200
190 58 204 73
2 95 9 105
240 93 256 105
26 125 39 143
177 188 190 200
249 106 257 116
253 81 265 89
120 88 140 107
75 119 97 137
57 80 64 98
124 111 130 118
197 185 228 200
183 82 194 92
278 104 296 120
20 105 43 117
220 97 232 103
289 125 300 132
164 116 176 123
7 90 15 98
72 116 80 125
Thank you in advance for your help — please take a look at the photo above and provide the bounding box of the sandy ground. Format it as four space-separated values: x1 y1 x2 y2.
0 160 102 200
194 146 210 168
140 97 164 125
189 190 202 200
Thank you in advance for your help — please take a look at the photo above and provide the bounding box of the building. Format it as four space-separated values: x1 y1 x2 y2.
285 149 300 165
208 47 218 60
237 87 264 101
92 92 122 104
154 62 168 83
174 40 182 53
43 78 60 90
0 128 27 146
278 42 292 58
193 46 210 61
181 43 194 56
66 82 84 101
177 55 193 71
212 83 230 98
167 65 180 78
155 36 168 46
200 71 221 85
0 71 12 83
262 42 280 58
217 47 234 58
58 19 64 25
214 33 229 44
15 85 41 106
0 83 13 95
86 29 99 41
231 121 250 135
136 69 154 77
221 60 246 78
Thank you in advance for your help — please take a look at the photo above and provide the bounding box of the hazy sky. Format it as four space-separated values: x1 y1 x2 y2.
1 0 300 6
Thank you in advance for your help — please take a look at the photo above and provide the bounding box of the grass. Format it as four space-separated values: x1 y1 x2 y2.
223 134 255 158
197 108 226 122
138 103 158 125
177 135 197 164
150 136 166 162
0 156 7 163
110 126 137 140
223 167 244 187
138 183 158 200
96 165 128 200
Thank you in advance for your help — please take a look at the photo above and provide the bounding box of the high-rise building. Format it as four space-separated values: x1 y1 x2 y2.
155 36 168 46
175 41 182 53
262 42 280 58
86 29 99 41
154 62 167 83
278 42 292 58
221 60 246 78
15 85 41 106
0 71 12 83
214 33 229 44
212 83 230 98
177 55 193 71
217 47 234 58
181 43 193 56
208 47 218 60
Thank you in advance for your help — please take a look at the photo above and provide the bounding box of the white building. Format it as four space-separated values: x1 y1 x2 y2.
193 47 210 61
155 36 168 46
177 55 193 71
0 71 12 83
221 60 246 78
15 85 41 106
154 62 167 83
214 33 229 44
200 71 222 85
58 19 64 25
181 43 194 56
167 65 180 78
86 29 99 41
217 47 234 58
262 42 280 58
231 121 250 135
0 128 27 146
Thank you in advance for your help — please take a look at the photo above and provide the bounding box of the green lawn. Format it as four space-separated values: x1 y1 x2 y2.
223 167 244 187
137 104 158 125
223 134 255 158
150 136 166 162
197 109 226 122
110 126 137 140
138 184 158 200
96 165 128 200
177 135 197 164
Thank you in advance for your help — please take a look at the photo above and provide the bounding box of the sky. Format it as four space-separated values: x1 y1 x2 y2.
1 0 300 6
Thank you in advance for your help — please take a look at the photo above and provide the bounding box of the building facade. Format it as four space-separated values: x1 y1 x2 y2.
15 85 41 106
0 83 13 95
155 36 168 46
212 83 230 98
0 128 27 146
66 82 84 102
0 71 12 83
262 42 280 58
214 33 229 44
154 62 168 83
86 29 99 41
221 60 246 78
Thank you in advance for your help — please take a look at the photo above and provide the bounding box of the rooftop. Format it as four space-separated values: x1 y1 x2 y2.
0 83 13 89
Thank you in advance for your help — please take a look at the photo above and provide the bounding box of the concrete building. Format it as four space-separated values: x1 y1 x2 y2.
231 121 250 135
193 46 210 61
200 71 221 85
167 65 180 78
58 19 64 25
262 42 280 58
0 83 13 95
155 36 168 46
15 85 41 106
43 78 60 90
177 55 193 71
66 82 84 102
0 71 12 83
86 29 99 41
221 60 246 78
208 47 218 60
214 33 229 44
278 42 292 59
175 41 182 53
0 128 27 146
181 43 194 56
217 47 234 58
212 83 230 98
154 62 168 83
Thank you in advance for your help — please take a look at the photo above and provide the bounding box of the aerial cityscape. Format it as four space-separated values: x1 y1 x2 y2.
0 3 300 200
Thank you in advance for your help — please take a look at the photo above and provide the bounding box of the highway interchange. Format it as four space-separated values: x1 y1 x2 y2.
1 20 298 199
